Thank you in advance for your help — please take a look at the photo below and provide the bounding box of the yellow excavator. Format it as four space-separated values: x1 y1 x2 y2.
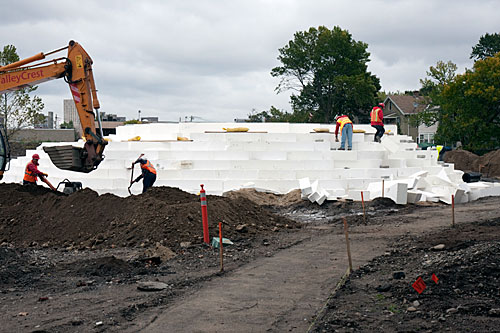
0 40 107 173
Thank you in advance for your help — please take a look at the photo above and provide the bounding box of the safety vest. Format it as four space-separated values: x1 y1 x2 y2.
371 107 382 123
140 160 157 175
337 116 353 133
23 162 38 183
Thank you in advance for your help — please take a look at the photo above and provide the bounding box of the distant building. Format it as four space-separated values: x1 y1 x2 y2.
383 93 435 143
63 99 82 135
47 111 54 129
140 116 159 123
96 112 126 136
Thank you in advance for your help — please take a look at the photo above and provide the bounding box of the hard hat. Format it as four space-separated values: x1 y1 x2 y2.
379 103 385 108
32 154 40 160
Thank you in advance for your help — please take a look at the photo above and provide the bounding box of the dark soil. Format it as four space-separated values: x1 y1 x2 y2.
0 183 300 251
310 219 500 332
1 183 499 332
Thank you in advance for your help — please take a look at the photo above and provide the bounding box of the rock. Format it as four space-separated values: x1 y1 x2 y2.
376 284 391 292
489 308 500 316
392 271 406 279
446 307 458 314
235 224 248 233
432 244 445 251
144 244 176 262
137 281 169 291
180 242 192 248
71 318 84 326
407 306 417 312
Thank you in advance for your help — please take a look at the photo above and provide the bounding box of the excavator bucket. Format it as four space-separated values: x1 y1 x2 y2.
43 145 94 173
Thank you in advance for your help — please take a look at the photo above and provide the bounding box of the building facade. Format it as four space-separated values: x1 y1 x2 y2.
63 99 82 135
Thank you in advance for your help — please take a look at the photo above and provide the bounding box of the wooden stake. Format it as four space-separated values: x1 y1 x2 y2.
382 179 385 198
343 218 353 273
451 195 455 228
361 191 366 224
219 222 224 272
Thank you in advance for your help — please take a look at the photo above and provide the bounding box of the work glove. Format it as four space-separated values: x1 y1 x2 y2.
335 136 339 142
42 173 48 177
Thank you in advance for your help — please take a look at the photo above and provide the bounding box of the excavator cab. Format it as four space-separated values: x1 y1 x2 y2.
0 125 11 180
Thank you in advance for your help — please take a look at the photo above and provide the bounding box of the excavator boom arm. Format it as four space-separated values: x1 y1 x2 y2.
0 40 106 173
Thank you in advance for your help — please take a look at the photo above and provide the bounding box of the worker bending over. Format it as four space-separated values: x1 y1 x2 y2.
335 115 353 150
23 154 56 190
131 154 157 193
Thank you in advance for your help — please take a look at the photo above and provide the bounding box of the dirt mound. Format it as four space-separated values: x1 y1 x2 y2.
0 183 300 251
224 188 303 207
444 149 480 172
444 149 500 178
477 149 500 178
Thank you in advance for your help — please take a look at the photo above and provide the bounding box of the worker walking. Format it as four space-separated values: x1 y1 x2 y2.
130 154 157 193
23 154 56 190
371 103 385 142
335 115 353 150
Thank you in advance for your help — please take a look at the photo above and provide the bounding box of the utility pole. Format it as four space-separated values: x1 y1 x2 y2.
138 110 141 121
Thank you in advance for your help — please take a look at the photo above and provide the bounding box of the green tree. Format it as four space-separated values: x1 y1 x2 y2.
1 45 45 135
271 26 380 123
411 60 458 128
436 53 500 150
124 119 142 125
470 32 500 61
247 106 302 122
60 120 74 129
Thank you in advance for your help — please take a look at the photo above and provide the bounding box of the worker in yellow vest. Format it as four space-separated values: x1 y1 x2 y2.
334 115 353 150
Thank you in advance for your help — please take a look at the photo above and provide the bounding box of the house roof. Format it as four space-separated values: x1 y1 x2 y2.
385 95 428 115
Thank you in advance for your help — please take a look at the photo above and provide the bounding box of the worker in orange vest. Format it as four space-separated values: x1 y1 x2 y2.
335 115 353 150
23 153 56 190
131 154 157 193
371 103 385 142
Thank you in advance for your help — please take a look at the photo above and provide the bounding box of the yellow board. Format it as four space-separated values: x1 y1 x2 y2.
223 127 249 132
353 129 366 133
128 136 141 141
177 136 190 141
313 128 330 133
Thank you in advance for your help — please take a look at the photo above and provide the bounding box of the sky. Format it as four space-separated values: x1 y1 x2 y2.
1 0 499 124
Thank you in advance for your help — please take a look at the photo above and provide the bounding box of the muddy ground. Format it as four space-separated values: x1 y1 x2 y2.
0 183 499 332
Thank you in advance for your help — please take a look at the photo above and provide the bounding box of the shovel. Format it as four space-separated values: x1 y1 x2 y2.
126 154 144 195
127 163 134 195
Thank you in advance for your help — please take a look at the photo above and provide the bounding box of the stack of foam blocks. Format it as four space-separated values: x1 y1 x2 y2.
3 122 500 204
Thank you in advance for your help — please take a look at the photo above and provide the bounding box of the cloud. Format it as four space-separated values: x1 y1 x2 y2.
1 0 498 123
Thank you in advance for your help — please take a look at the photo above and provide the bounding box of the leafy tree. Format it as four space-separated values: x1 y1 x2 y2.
436 53 500 150
470 32 500 61
411 60 458 127
248 106 303 122
0 45 45 135
60 120 74 129
124 119 142 125
271 26 380 123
